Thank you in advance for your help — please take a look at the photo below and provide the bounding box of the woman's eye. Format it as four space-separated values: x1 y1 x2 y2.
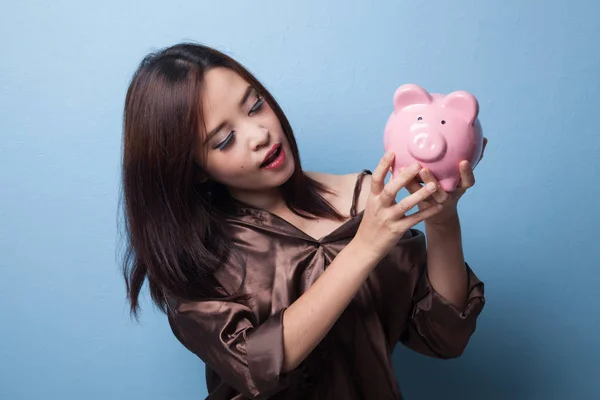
249 96 264 115
215 131 234 150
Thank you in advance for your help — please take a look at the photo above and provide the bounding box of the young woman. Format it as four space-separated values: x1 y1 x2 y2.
121 42 487 399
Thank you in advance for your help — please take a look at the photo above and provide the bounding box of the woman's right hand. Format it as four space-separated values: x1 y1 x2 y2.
279 151 443 375
354 151 443 261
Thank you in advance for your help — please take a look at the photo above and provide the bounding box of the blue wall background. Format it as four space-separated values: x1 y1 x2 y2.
1 1 598 399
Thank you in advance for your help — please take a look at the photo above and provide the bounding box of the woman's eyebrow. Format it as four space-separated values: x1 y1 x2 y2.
239 85 254 106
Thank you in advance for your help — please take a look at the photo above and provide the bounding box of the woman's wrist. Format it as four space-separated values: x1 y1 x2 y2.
347 235 387 269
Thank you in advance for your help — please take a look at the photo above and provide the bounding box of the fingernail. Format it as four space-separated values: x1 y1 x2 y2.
386 151 394 159
426 182 437 191
410 163 421 172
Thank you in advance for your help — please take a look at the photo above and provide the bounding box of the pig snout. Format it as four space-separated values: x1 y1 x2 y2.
407 127 447 163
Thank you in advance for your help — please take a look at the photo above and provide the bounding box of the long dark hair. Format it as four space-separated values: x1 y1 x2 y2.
120 42 344 318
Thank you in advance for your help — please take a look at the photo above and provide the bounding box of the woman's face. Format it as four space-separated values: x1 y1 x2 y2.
197 67 295 200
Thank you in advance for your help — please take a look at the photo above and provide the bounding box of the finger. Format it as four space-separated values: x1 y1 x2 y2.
405 179 424 195
394 181 437 215
380 163 422 205
405 179 437 210
460 161 475 188
419 169 447 203
400 202 444 228
371 152 395 195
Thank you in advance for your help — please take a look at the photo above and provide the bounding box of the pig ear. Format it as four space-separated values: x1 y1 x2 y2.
393 84 432 113
442 91 479 125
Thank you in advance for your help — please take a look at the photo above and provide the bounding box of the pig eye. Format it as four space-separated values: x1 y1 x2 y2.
417 117 423 121
441 120 446 125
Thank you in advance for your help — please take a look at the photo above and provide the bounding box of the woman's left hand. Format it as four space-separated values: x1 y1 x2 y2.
405 138 488 225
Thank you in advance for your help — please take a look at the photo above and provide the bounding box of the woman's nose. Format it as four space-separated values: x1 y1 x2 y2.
248 125 270 151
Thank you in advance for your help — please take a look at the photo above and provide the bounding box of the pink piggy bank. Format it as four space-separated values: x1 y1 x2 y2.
383 83 484 192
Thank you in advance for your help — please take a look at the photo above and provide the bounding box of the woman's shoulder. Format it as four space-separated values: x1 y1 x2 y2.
305 170 371 215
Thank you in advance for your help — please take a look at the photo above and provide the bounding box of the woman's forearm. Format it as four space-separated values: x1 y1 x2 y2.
424 212 469 308
281 238 380 372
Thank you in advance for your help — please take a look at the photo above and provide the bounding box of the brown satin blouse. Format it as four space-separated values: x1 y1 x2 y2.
167 171 486 399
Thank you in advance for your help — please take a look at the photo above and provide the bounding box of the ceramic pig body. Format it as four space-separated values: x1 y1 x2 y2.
383 83 484 192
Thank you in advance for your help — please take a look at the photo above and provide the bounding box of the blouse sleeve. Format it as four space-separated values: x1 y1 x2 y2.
400 260 485 359
168 300 302 399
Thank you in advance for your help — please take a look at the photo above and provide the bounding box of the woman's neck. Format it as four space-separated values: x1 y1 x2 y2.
229 186 287 213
